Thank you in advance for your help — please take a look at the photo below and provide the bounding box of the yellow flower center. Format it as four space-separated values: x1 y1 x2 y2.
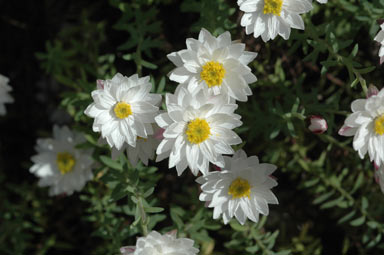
186 118 211 144
56 152 76 175
263 0 283 16
228 178 251 199
114 102 132 119
137 136 147 141
375 115 384 135
200 61 226 88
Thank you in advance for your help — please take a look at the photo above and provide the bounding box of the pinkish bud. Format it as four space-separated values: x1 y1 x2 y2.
308 115 327 134
154 128 165 140
212 164 221 171
97 79 105 90
367 85 379 98
120 246 135 255
165 229 177 237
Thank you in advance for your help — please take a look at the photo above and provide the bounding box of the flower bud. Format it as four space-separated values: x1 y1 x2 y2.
367 85 379 98
308 115 327 134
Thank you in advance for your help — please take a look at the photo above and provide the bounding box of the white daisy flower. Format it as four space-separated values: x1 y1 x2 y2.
120 230 199 255
374 24 384 64
237 0 313 42
29 125 94 196
155 87 242 176
84 73 162 150
196 150 278 225
167 28 257 102
0 74 14 115
339 87 384 166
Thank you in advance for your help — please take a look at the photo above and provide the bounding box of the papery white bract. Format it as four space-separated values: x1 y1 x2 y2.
120 230 199 255
0 74 14 115
167 28 257 102
374 24 384 64
155 87 242 176
237 0 313 42
30 125 94 196
339 88 384 166
84 73 161 150
196 150 278 225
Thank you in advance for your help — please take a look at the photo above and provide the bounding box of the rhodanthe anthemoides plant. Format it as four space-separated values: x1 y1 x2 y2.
4 0 384 254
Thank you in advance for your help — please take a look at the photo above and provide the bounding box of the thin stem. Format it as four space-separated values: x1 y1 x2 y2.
137 195 148 236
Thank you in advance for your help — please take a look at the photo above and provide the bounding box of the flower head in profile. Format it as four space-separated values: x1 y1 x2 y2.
374 23 384 64
196 150 278 225
155 87 242 176
339 87 384 166
110 133 161 167
237 0 313 42
120 230 199 255
84 73 162 150
30 126 94 196
0 74 14 115
167 28 257 102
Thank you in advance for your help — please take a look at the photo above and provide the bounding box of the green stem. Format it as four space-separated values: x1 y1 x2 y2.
137 195 148 236
305 20 368 96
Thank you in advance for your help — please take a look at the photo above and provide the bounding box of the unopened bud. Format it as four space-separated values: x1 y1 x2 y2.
367 85 379 98
308 115 327 134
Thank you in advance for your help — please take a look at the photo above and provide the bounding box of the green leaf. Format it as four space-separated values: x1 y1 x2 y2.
141 60 158 69
350 216 366 227
313 191 335 205
144 206 164 213
338 210 356 224
229 221 248 232
110 183 128 202
361 196 368 212
143 187 155 198
100 155 122 170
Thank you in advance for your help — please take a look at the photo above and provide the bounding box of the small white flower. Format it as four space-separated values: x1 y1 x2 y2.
0 74 14 115
196 150 278 225
308 115 327 134
30 126 94 196
167 28 257 102
120 230 199 255
155 87 242 176
237 0 313 42
84 73 162 150
374 24 384 64
339 88 384 166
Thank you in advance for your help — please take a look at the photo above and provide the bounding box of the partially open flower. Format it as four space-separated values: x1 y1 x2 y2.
121 231 199 255
308 115 327 134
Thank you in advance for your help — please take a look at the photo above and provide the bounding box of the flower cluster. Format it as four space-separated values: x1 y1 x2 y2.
23 0 384 253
